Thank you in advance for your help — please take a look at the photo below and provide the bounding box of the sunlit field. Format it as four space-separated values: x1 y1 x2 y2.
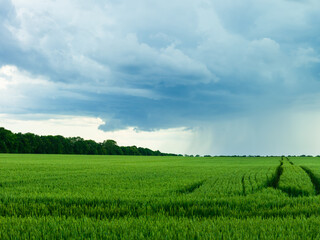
1 154 320 239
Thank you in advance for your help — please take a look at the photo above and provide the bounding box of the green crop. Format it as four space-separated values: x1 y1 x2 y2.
1 154 320 239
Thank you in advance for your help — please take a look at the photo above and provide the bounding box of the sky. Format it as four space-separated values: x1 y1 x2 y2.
1 0 320 155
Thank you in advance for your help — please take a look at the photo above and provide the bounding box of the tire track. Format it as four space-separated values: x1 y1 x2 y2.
300 166 320 195
176 180 206 194
268 159 283 189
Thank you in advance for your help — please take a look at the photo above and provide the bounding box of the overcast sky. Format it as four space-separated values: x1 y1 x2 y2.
1 0 320 155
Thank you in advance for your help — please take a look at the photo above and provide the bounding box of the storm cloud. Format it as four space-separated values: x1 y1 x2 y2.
1 0 320 154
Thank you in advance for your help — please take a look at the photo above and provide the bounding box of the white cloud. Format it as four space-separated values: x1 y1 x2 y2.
0 65 55 112
6 0 216 88
0 64 159 114
294 47 320 67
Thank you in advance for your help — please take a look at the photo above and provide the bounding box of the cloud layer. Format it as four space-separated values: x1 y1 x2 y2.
1 0 320 154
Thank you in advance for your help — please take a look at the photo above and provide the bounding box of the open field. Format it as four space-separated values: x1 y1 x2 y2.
1 154 320 239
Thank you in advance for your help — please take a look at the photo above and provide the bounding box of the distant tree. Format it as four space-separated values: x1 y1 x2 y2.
0 128 16 153
85 140 99 155
102 140 123 155
0 127 179 156
0 140 8 153
121 146 140 155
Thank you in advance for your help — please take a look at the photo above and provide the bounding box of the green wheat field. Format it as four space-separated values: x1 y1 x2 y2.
1 154 320 239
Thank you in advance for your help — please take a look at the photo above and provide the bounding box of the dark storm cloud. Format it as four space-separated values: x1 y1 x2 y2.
1 0 320 131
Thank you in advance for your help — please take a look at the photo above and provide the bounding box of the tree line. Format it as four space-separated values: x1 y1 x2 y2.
0 127 178 156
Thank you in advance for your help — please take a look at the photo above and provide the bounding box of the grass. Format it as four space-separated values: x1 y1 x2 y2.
1 154 320 239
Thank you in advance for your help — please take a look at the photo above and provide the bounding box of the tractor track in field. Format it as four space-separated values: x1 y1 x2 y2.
300 166 320 195
287 157 294 165
285 157 320 196
268 157 320 197
268 159 283 189
177 180 206 194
